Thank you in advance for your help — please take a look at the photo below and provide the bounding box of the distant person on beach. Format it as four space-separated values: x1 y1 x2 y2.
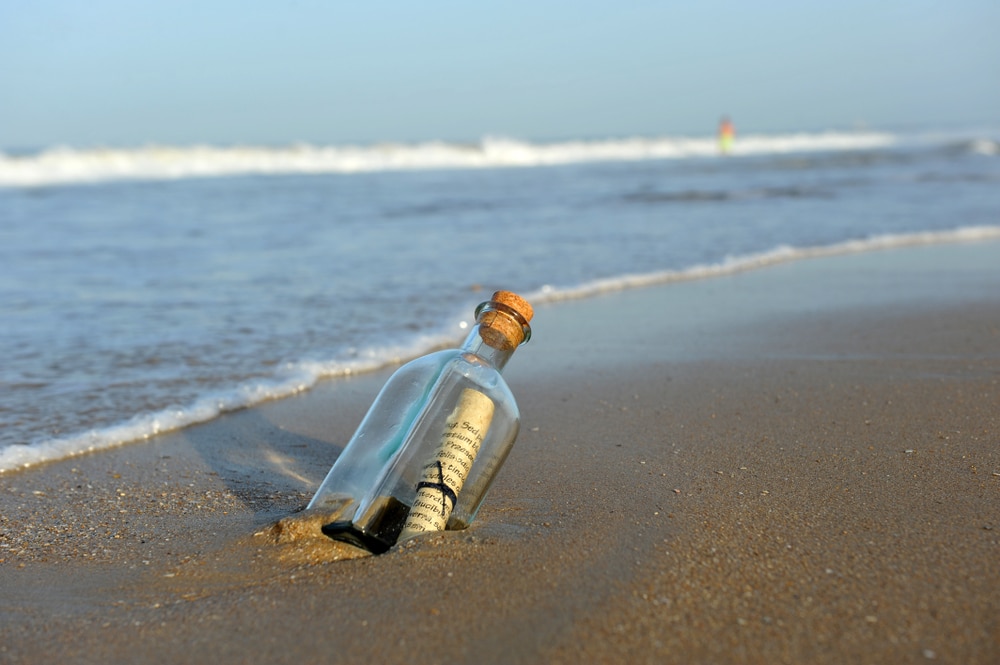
718 116 735 154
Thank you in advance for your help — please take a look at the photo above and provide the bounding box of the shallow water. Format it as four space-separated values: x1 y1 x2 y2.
1 129 998 470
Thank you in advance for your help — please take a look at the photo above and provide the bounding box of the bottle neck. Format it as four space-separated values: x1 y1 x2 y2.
459 295 532 372
459 324 517 372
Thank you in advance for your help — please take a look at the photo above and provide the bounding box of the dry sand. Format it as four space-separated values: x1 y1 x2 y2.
2 241 999 664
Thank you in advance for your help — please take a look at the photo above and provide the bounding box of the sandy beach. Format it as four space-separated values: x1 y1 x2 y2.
2 240 998 664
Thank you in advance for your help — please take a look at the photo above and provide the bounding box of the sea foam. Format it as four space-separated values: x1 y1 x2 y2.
527 225 1000 303
0 332 458 474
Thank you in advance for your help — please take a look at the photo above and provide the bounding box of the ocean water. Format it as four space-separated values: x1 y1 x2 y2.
1 129 998 472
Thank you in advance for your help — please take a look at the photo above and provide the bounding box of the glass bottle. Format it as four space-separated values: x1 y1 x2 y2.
307 291 534 554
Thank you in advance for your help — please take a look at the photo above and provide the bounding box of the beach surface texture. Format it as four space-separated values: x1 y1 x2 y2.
2 240 998 664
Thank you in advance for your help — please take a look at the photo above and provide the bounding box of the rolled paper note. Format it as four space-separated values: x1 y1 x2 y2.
398 388 495 541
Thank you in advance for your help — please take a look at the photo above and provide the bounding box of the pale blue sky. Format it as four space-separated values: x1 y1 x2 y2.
1 1 997 148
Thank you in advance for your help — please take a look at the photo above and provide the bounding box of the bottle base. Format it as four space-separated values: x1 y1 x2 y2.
321 520 394 554
320 495 411 554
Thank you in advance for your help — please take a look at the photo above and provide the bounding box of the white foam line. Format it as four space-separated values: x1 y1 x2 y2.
524 226 1000 305
0 333 456 474
0 131 898 187
3 225 998 474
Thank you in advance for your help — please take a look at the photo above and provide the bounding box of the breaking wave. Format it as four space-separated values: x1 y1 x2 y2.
0 131 897 187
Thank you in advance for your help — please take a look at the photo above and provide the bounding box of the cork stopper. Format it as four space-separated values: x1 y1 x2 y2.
477 290 533 351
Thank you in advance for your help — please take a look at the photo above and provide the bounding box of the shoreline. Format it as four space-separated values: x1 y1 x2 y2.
2 240 999 663
5 225 999 475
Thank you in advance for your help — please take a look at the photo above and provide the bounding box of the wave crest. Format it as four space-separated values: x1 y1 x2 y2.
0 131 896 187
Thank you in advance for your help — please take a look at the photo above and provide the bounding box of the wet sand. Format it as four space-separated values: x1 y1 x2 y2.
2 241 999 664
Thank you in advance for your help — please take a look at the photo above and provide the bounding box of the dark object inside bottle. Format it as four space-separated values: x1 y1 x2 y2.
321 496 411 554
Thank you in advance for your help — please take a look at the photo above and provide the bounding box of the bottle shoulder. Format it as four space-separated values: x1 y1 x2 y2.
390 348 517 409
396 348 504 379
